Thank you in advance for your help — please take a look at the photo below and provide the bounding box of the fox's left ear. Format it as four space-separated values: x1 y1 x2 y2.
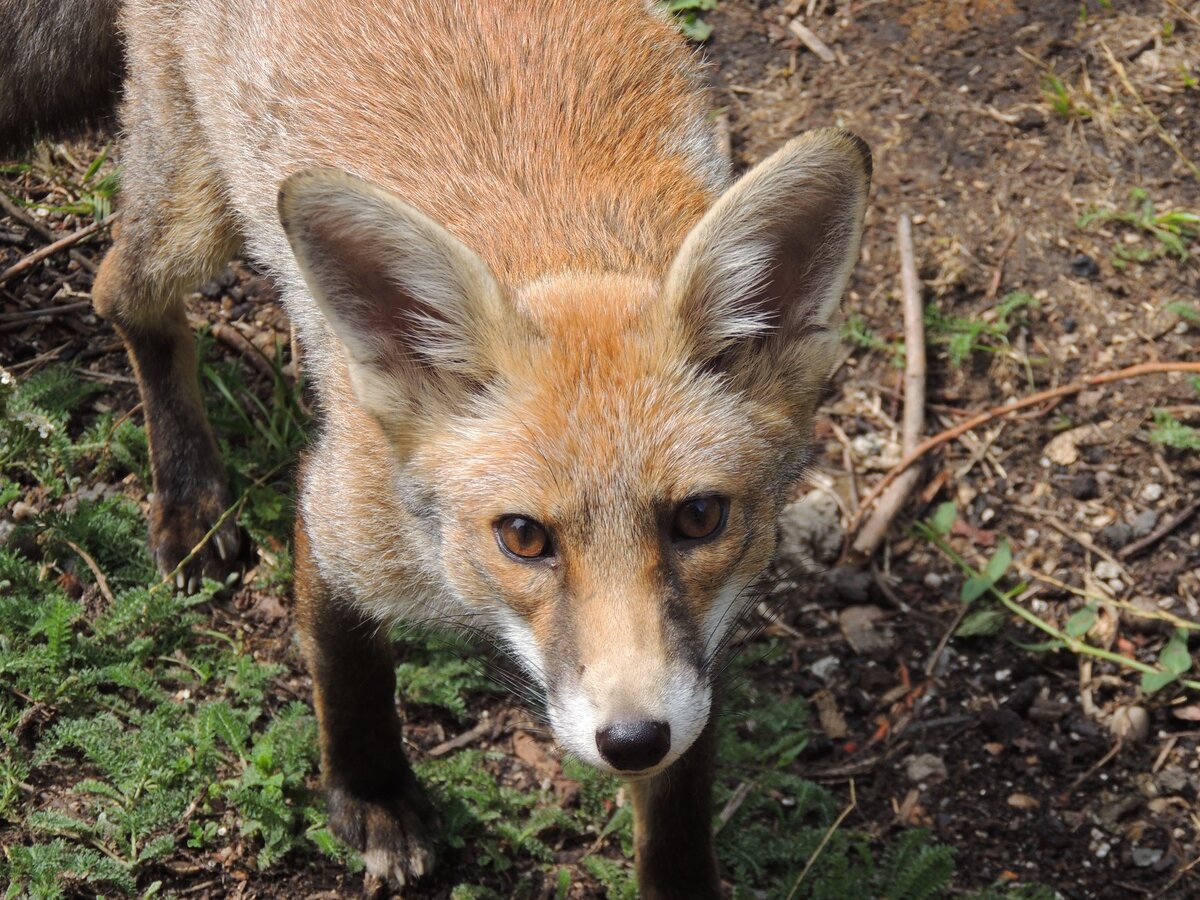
665 128 871 365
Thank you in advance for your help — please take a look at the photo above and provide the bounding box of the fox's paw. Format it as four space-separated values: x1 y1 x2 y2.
326 776 438 889
149 485 243 593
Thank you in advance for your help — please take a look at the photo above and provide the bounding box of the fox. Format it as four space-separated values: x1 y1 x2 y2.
4 0 871 895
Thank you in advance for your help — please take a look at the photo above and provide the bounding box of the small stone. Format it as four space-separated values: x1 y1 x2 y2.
777 492 844 571
1131 509 1158 538
1132 847 1164 868
1070 253 1100 279
1094 560 1122 581
809 656 840 682
904 753 948 784
1109 706 1150 743
1139 483 1164 503
1066 472 1099 500
1007 793 1040 810
1100 523 1133 548
826 566 873 605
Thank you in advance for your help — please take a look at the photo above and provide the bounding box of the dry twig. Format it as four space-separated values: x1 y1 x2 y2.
850 214 926 560
788 19 837 64
1119 498 1200 560
850 361 1200 532
0 216 111 285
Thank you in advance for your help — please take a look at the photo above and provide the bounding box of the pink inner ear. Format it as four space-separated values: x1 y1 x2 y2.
746 187 850 335
300 213 452 370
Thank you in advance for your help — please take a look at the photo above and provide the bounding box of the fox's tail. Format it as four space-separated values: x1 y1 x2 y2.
0 0 125 155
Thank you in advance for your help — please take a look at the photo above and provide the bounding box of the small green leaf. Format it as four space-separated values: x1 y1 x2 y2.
930 502 957 536
1160 629 1193 675
955 607 1007 637
677 15 713 41
1064 605 1097 638
983 540 1012 583
961 575 991 604
1142 670 1179 694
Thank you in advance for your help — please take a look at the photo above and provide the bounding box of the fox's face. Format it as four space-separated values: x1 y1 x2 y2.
280 129 870 774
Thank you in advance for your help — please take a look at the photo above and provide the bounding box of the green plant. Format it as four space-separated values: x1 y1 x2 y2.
1041 73 1091 119
663 0 716 42
1167 301 1200 325
1149 409 1200 450
1079 189 1199 268
925 291 1037 368
18 144 120 221
916 503 1200 695
843 314 906 367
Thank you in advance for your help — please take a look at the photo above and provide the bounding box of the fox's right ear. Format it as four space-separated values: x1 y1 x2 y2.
279 169 505 435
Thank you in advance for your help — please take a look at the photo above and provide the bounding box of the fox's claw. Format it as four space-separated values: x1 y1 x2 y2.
150 487 243 592
326 775 438 889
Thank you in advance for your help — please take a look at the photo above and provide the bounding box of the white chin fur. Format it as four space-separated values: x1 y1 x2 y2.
548 665 712 776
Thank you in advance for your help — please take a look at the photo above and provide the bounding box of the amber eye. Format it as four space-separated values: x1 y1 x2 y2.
672 496 727 543
496 515 552 560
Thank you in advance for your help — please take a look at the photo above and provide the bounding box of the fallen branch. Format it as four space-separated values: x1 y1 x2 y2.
788 19 837 64
212 322 279 381
1119 497 1200 560
850 213 926 560
0 215 112 285
0 193 98 275
0 300 93 322
850 361 1200 533
427 715 496 758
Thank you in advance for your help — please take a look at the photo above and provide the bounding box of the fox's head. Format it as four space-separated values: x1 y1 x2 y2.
279 129 870 776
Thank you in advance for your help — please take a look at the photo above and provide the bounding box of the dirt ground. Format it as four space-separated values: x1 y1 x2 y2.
2 1 1199 898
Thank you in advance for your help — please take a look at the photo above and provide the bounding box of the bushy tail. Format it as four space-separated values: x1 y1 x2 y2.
0 0 125 155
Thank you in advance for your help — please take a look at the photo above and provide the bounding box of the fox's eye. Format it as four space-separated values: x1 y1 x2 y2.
672 496 727 543
496 515 552 560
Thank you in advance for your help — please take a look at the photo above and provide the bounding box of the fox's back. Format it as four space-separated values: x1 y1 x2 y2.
145 0 725 285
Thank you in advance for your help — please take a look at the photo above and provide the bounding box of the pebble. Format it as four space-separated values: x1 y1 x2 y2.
1109 705 1150 743
904 753 948 784
1070 253 1100 279
1139 483 1164 503
809 656 840 681
1099 522 1132 548
1132 847 1164 868
825 566 874 605
777 492 843 570
1067 472 1099 500
1094 560 1123 581
1131 508 1158 538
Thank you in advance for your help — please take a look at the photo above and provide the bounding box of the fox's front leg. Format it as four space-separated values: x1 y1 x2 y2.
628 715 721 900
294 516 437 887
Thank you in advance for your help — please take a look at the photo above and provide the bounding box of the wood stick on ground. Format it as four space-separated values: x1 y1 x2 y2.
0 217 110 285
849 361 1200 534
212 322 279 381
851 213 926 560
1119 498 1200 560
427 716 495 758
0 193 102 275
0 299 93 322
788 19 837 64
983 230 1018 303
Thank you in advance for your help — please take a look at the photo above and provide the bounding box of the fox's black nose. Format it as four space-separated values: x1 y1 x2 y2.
595 721 670 771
